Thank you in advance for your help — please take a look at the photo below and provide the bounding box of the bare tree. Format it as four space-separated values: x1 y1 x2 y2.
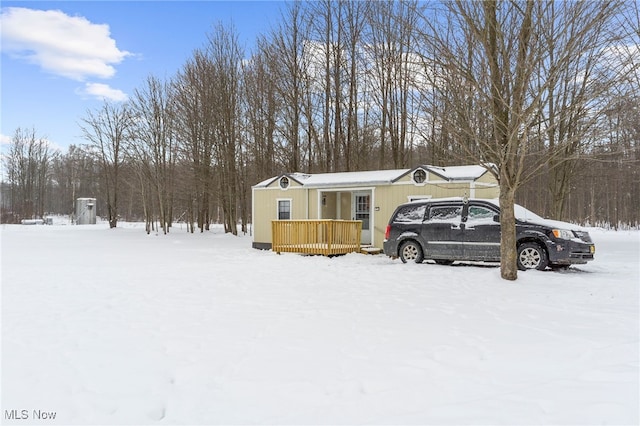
7 1 637 232
365 0 421 169
173 50 217 232
309 0 339 172
129 74 177 234
2 127 52 221
270 2 309 172
243 39 279 180
79 101 134 228
540 1 628 220
206 23 244 235
50 144 98 218
124 141 154 233
420 0 627 279
340 0 369 171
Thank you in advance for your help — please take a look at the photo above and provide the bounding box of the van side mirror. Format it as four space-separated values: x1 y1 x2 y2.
493 214 500 223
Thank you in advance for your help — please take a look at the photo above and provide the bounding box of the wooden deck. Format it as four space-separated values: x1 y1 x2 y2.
272 220 362 256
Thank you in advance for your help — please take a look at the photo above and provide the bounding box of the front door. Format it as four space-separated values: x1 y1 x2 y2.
353 192 371 245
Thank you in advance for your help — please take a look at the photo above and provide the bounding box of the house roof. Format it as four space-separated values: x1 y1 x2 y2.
393 164 494 182
253 164 493 189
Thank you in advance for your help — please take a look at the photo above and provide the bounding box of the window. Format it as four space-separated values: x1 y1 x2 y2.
279 176 290 189
354 194 371 230
467 205 496 224
428 205 463 223
413 169 427 184
277 199 291 220
394 204 427 223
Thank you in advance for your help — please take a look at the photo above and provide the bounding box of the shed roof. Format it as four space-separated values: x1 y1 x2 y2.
254 164 493 189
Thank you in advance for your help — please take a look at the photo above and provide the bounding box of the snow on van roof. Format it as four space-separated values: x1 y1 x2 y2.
253 165 491 188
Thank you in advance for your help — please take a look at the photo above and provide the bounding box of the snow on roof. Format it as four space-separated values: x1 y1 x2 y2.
253 165 491 188
295 169 407 187
425 165 492 181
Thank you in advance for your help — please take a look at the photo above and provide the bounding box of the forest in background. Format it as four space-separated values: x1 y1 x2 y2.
2 0 639 232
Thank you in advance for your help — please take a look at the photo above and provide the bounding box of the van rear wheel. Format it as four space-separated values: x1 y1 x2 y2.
399 241 424 264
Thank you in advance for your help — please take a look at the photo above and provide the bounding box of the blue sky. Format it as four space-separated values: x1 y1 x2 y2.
1 1 284 152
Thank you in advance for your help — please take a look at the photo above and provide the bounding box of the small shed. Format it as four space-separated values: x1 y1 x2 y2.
76 198 97 225
252 164 499 250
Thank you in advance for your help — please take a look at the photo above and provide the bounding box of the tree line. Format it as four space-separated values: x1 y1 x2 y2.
3 0 638 237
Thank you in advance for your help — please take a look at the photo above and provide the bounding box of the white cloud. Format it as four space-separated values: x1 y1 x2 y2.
0 133 12 146
0 7 131 81
42 138 65 153
79 83 128 102
0 133 64 151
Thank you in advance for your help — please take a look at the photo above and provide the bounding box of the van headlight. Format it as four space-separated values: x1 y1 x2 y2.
552 229 574 240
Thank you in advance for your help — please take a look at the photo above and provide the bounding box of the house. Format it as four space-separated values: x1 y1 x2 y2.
251 164 499 250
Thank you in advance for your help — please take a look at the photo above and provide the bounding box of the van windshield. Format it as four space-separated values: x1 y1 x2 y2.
514 204 545 222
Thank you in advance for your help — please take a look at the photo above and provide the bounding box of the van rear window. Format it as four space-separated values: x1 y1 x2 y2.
393 204 427 223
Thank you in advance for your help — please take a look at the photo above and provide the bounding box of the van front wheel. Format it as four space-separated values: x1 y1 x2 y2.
517 242 548 271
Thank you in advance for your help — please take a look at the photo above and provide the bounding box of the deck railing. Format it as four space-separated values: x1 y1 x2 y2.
272 220 362 256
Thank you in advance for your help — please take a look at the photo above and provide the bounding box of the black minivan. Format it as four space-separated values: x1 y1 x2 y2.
383 198 595 270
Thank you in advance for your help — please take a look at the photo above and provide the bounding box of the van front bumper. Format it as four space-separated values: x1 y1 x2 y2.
547 240 595 265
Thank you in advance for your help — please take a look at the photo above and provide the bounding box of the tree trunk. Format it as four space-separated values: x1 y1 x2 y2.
499 184 518 281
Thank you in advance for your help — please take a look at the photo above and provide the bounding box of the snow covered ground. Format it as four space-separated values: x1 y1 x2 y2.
1 220 638 425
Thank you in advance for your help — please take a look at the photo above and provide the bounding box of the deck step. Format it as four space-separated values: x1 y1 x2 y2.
361 247 383 255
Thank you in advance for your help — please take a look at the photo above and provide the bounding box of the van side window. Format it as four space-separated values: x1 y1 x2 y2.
393 204 427 223
467 206 496 224
428 205 463 223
